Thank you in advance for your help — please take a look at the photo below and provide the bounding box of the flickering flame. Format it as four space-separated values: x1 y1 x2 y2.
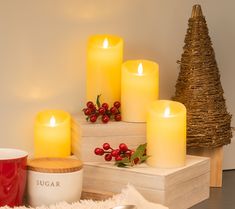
137 63 143 75
49 116 56 127
164 106 171 118
103 38 109 48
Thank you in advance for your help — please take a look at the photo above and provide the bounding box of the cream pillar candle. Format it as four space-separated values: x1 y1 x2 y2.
121 60 159 122
147 100 186 168
87 34 123 105
34 110 71 158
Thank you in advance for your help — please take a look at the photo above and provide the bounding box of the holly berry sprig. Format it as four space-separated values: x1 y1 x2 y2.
94 143 148 167
83 95 121 123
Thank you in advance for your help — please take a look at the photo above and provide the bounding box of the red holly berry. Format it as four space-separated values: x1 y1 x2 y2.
94 148 104 156
111 150 117 157
102 115 110 123
93 142 147 167
103 143 111 150
111 149 120 157
125 150 134 158
119 143 128 152
86 101 95 109
102 103 109 110
114 114 121 121
83 99 122 123
84 108 92 116
134 157 139 164
90 115 97 123
104 154 112 161
98 107 106 115
130 150 135 156
91 106 97 113
115 155 123 161
110 106 118 114
113 101 121 109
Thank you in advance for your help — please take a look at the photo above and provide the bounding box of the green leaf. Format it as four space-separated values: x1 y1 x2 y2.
139 155 149 163
115 162 128 167
114 156 132 167
96 94 101 108
130 143 147 161
116 157 130 164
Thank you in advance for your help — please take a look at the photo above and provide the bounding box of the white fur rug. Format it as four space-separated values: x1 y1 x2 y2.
1 185 168 209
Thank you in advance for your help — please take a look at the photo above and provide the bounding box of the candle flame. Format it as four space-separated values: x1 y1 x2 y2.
164 106 170 117
49 116 56 127
103 38 109 48
137 63 143 75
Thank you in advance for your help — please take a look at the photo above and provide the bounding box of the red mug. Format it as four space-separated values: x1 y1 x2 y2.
0 148 28 207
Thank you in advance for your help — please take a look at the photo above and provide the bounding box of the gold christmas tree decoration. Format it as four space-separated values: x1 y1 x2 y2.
173 4 232 148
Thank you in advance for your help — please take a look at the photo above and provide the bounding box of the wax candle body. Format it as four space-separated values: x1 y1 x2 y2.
87 34 123 104
121 60 159 122
34 110 71 158
147 100 186 168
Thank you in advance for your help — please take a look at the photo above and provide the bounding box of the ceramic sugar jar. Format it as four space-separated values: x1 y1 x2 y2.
27 158 83 207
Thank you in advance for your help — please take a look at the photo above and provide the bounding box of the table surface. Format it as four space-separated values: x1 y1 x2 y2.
190 170 235 209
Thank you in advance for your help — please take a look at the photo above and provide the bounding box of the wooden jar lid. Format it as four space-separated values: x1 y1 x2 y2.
27 158 83 173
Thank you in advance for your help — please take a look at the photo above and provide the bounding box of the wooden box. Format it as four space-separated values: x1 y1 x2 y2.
83 155 210 209
72 112 146 162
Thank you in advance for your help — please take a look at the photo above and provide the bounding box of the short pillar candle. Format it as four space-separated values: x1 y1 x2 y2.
147 100 186 168
87 34 123 104
34 110 71 158
121 60 159 122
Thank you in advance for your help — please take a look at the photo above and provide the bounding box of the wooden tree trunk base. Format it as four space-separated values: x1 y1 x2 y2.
187 146 223 187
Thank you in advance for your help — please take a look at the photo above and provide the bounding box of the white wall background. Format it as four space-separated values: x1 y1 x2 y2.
0 0 234 168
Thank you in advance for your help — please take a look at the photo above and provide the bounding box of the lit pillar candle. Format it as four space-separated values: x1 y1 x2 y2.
147 100 186 168
87 34 123 104
121 60 159 122
34 110 71 158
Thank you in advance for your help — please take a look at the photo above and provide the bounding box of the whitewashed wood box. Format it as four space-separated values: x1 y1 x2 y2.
71 112 146 162
83 155 210 209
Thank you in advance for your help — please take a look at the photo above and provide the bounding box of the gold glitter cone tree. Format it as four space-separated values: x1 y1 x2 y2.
173 5 232 148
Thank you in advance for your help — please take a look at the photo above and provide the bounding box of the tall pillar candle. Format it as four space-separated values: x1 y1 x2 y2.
87 34 123 105
121 60 159 122
147 100 186 168
34 110 71 158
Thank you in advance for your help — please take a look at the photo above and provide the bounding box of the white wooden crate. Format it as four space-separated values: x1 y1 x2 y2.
72 112 146 162
83 155 210 209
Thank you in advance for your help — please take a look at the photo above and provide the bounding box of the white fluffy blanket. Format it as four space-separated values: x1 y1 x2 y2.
1 185 168 209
